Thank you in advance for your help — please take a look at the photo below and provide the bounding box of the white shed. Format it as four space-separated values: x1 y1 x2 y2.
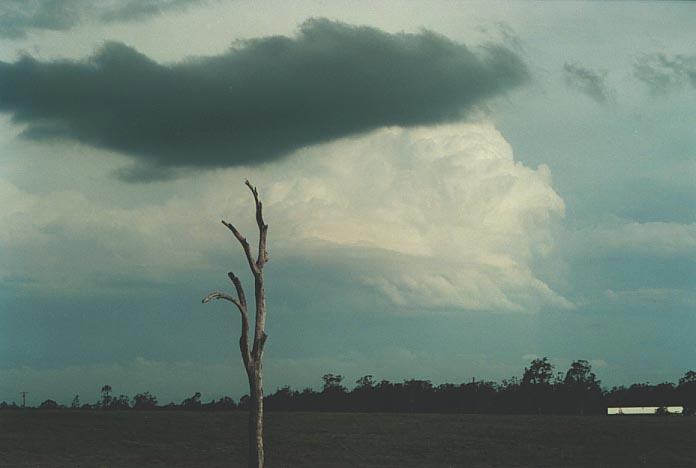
607 406 683 415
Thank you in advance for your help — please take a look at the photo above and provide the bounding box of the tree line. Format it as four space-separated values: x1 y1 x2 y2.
3 359 695 415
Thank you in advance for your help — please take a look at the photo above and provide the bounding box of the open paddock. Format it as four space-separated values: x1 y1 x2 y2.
0 411 694 467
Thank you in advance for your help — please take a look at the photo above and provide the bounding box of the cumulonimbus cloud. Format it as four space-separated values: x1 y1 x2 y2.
0 19 529 181
266 122 571 312
1 121 568 312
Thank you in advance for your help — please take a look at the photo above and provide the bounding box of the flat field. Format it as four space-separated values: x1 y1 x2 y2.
1 411 694 467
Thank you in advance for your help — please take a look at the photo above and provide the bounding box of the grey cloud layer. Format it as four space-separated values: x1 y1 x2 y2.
99 0 206 23
0 0 206 38
0 19 528 179
634 53 696 94
563 63 611 104
0 0 81 38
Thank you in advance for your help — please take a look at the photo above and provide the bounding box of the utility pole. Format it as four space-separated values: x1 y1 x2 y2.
20 391 28 408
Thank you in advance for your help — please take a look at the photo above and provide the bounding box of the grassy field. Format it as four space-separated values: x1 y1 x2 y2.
1 411 695 467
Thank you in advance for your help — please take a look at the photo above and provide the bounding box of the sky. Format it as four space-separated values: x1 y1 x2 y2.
0 0 694 406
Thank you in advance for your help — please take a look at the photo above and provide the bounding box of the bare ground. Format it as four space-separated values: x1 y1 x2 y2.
1 411 695 467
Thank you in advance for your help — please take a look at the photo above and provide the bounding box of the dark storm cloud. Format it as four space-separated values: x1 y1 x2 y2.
0 0 207 38
634 53 696 94
0 19 529 180
563 63 612 104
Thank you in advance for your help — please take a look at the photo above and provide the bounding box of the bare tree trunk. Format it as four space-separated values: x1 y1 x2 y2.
203 180 269 468
248 367 264 467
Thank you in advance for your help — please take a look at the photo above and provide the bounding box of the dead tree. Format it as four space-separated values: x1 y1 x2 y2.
202 180 269 468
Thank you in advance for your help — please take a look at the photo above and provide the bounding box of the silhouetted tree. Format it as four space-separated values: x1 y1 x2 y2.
678 370 696 415
132 392 158 410
181 392 202 410
0 401 20 410
564 360 600 389
110 394 131 410
100 384 112 409
70 394 80 409
203 180 269 468
210 396 237 411
321 374 348 410
521 357 555 413
238 394 250 410
352 375 376 411
679 370 696 386
403 379 434 412
265 387 297 411
522 358 554 386
38 399 61 409
355 375 375 389
654 382 677 406
562 360 602 414
496 376 522 413
322 374 345 392
9 363 695 416
605 381 679 409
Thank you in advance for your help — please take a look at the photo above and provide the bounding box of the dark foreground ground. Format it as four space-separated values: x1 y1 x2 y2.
1 411 695 467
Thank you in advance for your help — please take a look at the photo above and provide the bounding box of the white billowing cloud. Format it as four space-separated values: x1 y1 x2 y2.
264 123 570 311
1 121 569 311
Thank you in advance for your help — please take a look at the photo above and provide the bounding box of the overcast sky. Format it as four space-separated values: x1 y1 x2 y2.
1 0 694 405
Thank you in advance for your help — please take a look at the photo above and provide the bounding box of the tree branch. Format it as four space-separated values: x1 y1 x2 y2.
221 220 260 276
228 272 247 310
228 271 252 370
202 289 252 371
245 179 269 269
202 291 239 307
